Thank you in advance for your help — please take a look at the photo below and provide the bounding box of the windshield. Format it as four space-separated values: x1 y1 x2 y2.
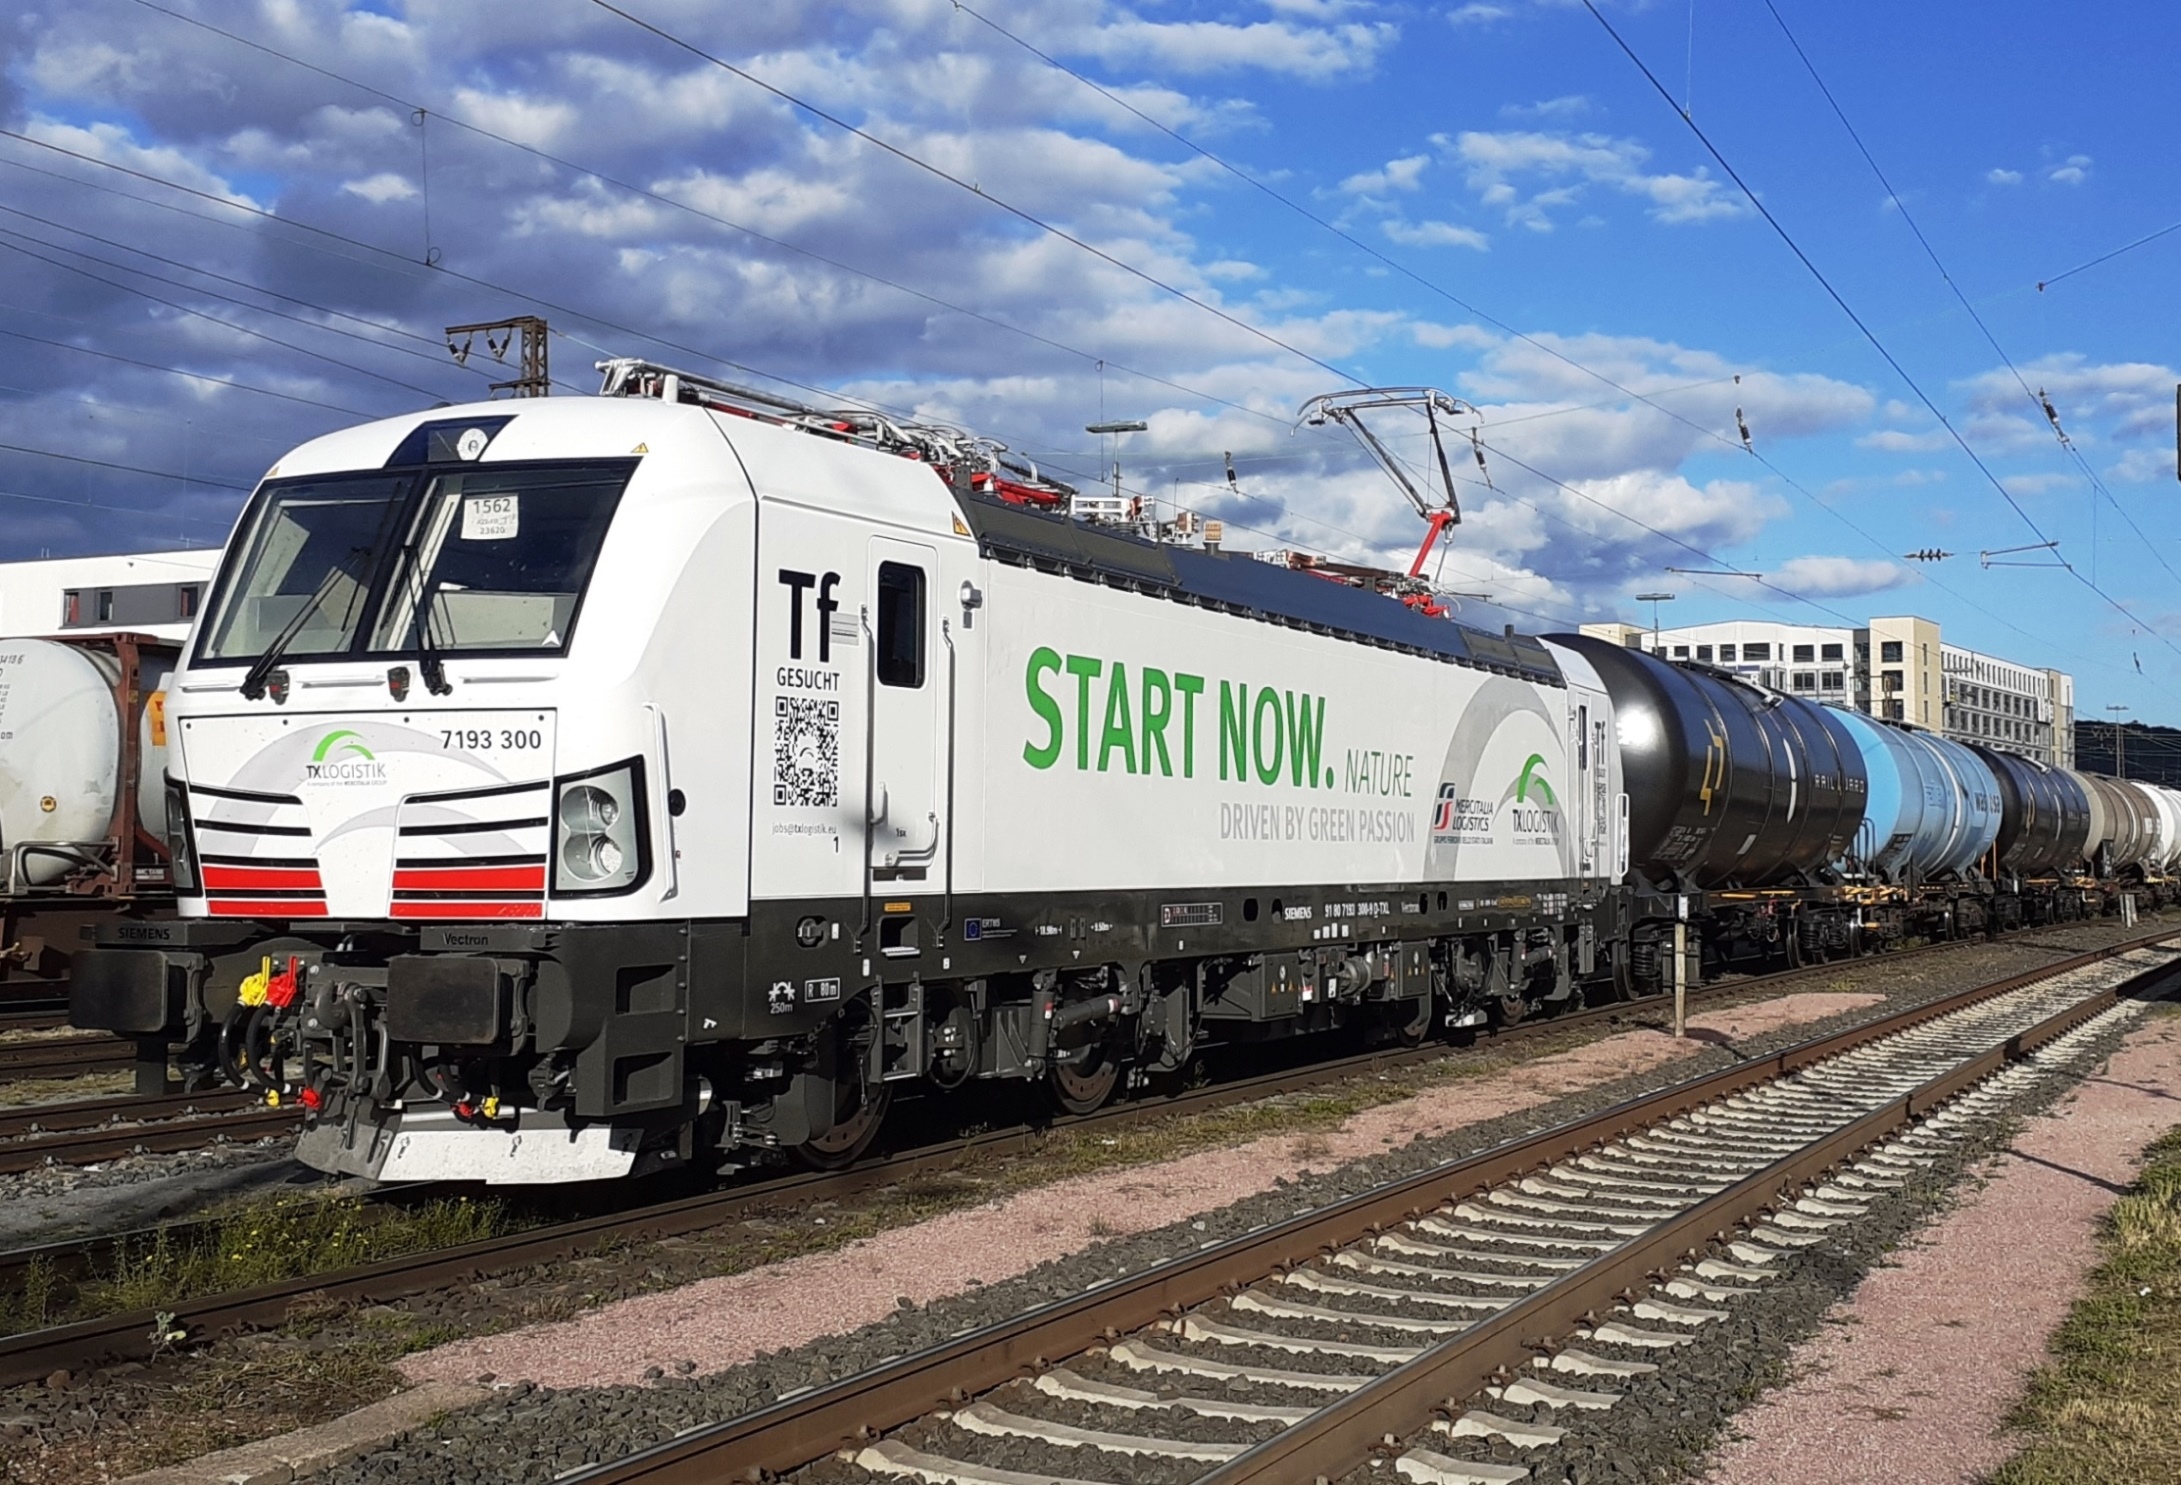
199 459 635 664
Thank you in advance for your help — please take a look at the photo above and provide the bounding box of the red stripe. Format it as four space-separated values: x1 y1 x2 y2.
392 865 547 892
390 900 545 921
209 900 330 918
203 864 323 891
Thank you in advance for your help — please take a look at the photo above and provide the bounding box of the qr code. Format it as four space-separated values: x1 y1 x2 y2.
773 696 840 807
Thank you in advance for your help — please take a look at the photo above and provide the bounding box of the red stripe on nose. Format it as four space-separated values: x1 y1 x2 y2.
392 865 547 892
202 865 323 891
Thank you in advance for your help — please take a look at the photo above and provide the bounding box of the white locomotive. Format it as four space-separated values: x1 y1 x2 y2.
70 360 1630 1181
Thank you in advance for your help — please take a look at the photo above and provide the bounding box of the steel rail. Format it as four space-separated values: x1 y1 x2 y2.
0 1033 137 1081
0 925 2144 1384
0 1107 296 1176
559 931 2178 1485
0 1087 253 1140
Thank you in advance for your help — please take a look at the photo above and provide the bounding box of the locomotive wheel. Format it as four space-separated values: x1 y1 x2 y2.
795 1079 894 1170
1048 1045 1121 1115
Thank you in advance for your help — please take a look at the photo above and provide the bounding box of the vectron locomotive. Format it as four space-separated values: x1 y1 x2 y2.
64 361 2180 1181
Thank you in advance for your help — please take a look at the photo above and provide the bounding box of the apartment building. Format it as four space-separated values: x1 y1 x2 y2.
1580 613 2074 768
0 549 222 642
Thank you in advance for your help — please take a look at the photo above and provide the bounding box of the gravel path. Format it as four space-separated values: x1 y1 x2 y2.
1695 1007 2181 1484
400 992 1883 1392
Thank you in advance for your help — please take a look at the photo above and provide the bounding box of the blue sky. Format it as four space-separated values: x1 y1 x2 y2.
2 0 2178 723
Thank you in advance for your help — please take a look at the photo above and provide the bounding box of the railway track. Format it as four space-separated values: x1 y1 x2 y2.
0 1031 140 1083
556 935 2181 1485
0 919 2104 1175
0 924 2156 1387
0 1008 68 1035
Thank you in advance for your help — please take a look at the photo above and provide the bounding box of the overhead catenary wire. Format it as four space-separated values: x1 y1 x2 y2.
1 101 1872 641
0 482 236 529
2037 216 2181 293
0 218 499 387
1758 0 2181 604
1579 0 2181 666
12 4 2134 679
0 326 374 417
0 438 254 490
942 0 2102 670
585 0 1363 389
0 234 451 403
119 0 1319 446
0 196 448 350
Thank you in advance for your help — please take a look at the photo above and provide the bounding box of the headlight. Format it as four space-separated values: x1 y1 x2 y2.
165 781 199 895
552 760 647 895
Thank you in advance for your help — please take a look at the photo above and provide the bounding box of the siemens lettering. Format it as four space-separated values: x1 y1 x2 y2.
1022 647 1329 790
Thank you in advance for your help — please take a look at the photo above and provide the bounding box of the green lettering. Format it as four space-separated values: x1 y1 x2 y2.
1099 662 1137 774
1022 647 1064 769
1252 686 1284 785
1064 653 1103 771
1219 681 1248 781
1140 667 1173 777
1286 691 1325 788
1174 674 1204 779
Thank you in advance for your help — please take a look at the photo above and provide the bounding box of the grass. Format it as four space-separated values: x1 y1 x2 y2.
0 1190 514 1339
1987 1123 2181 1485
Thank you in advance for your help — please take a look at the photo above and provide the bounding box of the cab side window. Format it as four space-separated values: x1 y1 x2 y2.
875 562 925 687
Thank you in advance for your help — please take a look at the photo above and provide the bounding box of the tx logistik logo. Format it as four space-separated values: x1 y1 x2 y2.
304 729 388 785
1514 753 1557 809
1507 752 1559 836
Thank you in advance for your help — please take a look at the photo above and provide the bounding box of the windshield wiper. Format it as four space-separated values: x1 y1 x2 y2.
238 475 414 699
240 560 351 700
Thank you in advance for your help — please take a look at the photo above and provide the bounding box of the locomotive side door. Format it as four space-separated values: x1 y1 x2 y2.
866 535 942 886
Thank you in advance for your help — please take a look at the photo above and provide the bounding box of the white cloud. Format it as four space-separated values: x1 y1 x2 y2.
1986 167 2022 185
2110 446 2173 484
1446 129 1747 229
1448 3 1515 24
1339 153 1429 194
1999 471 2078 497
1502 95 1592 121
339 172 418 204
1769 555 1919 597
1086 18 1396 79
1857 427 1950 453
1382 218 1488 250
2047 154 2092 185
1411 321 1500 350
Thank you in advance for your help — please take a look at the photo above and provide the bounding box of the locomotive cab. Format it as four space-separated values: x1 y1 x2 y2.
73 394 778 1180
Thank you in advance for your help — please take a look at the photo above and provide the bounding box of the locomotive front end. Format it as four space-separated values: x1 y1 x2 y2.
71 398 754 1182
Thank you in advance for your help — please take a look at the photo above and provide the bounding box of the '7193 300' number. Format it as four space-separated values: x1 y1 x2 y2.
443 728 543 751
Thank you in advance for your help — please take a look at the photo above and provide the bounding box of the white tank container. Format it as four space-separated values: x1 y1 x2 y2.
0 638 172 886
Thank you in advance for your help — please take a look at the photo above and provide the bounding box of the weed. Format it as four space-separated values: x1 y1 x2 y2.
0 1254 58 1333
1989 1124 2181 1484
0 1192 514 1340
